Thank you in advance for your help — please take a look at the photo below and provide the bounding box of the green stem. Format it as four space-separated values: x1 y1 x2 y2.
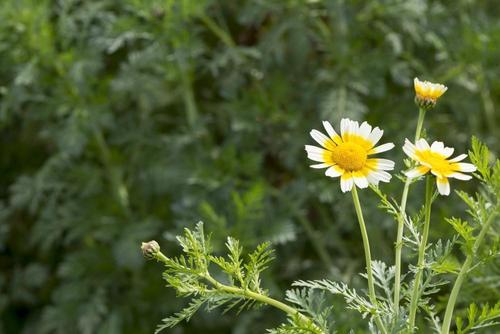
199 14 235 47
154 251 320 331
204 275 304 319
394 107 426 311
176 56 198 128
93 128 130 215
440 210 498 334
351 187 388 334
408 175 433 329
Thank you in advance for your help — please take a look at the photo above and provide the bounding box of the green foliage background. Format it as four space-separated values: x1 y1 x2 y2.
1 0 498 333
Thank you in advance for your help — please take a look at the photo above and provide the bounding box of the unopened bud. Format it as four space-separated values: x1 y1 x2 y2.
141 240 160 260
413 77 447 110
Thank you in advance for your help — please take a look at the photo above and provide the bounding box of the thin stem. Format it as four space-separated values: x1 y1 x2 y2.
199 13 235 47
408 175 433 329
351 187 388 334
414 108 426 144
393 107 426 310
93 128 130 216
440 210 498 334
204 274 304 319
153 251 321 331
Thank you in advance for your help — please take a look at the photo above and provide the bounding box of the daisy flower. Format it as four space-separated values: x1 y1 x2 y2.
305 119 395 192
414 77 448 109
403 138 477 195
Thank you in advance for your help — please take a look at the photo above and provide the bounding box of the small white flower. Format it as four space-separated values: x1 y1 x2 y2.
403 138 477 195
305 119 395 192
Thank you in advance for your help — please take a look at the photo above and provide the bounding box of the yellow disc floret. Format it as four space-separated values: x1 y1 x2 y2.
415 150 452 176
329 142 367 171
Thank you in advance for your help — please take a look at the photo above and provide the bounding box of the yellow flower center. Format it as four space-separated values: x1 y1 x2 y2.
416 151 453 175
330 142 367 171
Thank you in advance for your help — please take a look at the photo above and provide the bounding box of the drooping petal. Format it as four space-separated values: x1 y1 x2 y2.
340 173 354 192
436 177 450 196
352 173 369 189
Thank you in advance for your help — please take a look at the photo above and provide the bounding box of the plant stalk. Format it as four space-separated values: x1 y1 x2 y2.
351 186 388 334
408 175 433 329
154 251 320 331
393 107 426 311
440 210 498 334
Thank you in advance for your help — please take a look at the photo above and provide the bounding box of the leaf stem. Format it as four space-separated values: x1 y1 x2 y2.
394 107 426 311
408 175 433 329
351 186 388 334
440 210 498 334
153 251 322 332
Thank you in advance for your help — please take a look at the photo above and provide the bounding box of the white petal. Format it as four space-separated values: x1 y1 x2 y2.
322 121 341 144
430 141 444 153
405 166 430 178
442 147 454 158
305 145 324 154
359 121 372 138
456 163 476 173
370 143 395 154
375 158 395 171
325 165 344 177
310 163 330 169
402 139 417 159
436 178 450 196
366 171 380 186
340 174 354 192
305 146 326 163
340 118 351 137
370 170 392 183
353 175 369 189
449 154 467 162
368 127 383 145
416 138 430 150
306 153 325 162
448 172 472 180
310 130 332 149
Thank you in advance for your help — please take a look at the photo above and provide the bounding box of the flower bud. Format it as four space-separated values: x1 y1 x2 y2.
141 240 160 260
413 77 447 110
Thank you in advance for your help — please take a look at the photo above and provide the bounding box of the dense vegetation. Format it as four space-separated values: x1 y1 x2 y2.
1 0 499 333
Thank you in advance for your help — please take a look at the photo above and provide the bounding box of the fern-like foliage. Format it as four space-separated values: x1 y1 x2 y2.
455 302 500 334
153 222 328 334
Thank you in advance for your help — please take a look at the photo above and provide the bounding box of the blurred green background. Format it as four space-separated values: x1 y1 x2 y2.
1 0 499 333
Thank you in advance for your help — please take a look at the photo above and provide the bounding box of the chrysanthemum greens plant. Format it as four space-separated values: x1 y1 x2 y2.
142 79 499 333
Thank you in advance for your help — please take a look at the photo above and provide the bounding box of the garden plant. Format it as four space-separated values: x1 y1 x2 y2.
143 79 500 333
2 1 499 334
